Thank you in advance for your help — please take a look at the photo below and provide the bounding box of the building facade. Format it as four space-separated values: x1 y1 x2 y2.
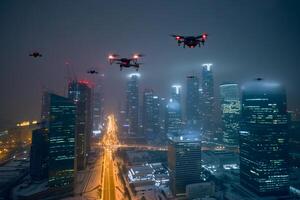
168 130 202 197
220 83 240 146
30 128 48 181
239 79 289 196
68 80 92 171
201 64 215 141
186 75 200 129
126 73 140 136
48 94 76 189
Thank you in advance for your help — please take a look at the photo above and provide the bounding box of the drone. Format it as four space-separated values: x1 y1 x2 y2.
29 52 42 58
108 53 144 71
171 33 208 48
87 70 99 74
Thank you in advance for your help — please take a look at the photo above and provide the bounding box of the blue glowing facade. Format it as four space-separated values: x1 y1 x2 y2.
48 94 76 188
68 80 92 171
239 79 289 195
220 83 240 146
186 75 200 128
168 130 202 196
126 74 140 136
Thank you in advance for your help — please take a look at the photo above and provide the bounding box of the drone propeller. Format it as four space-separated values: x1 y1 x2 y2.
170 34 184 40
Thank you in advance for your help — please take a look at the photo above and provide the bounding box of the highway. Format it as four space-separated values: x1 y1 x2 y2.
101 115 118 200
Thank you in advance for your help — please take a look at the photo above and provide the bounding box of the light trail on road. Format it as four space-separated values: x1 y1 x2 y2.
101 114 118 200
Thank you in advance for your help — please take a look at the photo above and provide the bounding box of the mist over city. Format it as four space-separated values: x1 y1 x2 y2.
0 1 300 200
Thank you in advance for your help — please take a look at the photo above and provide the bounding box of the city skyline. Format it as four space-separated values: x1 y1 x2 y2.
0 1 300 199
1 0 300 127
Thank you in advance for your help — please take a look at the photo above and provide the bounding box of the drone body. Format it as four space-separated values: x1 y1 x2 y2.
87 70 99 74
29 52 42 58
108 54 144 71
171 33 208 48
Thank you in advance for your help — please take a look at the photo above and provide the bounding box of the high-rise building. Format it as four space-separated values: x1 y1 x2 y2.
239 79 289 196
47 94 76 189
30 128 48 181
220 83 240 146
143 89 154 136
171 84 182 103
68 80 92 171
186 75 200 128
142 89 160 142
165 85 183 137
92 75 104 136
201 63 215 141
126 73 140 136
168 130 202 197
152 95 160 138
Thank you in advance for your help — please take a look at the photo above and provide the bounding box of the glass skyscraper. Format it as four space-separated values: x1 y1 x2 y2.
92 75 104 136
168 130 202 197
126 73 140 136
239 79 289 196
201 63 215 141
186 75 200 129
220 83 240 146
142 89 160 142
165 85 183 137
68 80 92 171
48 94 76 189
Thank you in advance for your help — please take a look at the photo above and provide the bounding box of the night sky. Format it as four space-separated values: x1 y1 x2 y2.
1 0 300 128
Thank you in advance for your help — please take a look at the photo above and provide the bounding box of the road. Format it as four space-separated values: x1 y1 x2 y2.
101 115 118 200
102 150 116 200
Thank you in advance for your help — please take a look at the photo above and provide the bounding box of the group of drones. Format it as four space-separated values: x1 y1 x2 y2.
29 33 208 73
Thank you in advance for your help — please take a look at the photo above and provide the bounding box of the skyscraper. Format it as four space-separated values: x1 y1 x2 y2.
92 75 104 136
186 75 200 128
152 95 160 138
68 80 92 171
220 83 240 146
30 128 48 181
47 94 76 189
126 73 140 136
239 79 289 196
201 63 215 141
168 129 202 197
142 89 160 142
171 84 182 103
165 99 182 137
165 85 183 137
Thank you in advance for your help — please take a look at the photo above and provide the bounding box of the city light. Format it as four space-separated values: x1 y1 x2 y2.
128 73 141 78
171 84 181 94
202 63 213 71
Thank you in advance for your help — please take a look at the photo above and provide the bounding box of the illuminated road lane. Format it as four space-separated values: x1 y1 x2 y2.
101 115 118 200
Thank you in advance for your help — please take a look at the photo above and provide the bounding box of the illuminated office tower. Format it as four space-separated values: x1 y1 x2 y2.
239 79 289 196
201 63 215 141
168 130 202 197
186 75 200 128
152 95 160 137
126 73 140 136
220 83 240 146
92 75 104 136
171 84 182 103
48 94 76 189
143 89 155 137
68 80 92 171
142 89 160 141
165 99 182 137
